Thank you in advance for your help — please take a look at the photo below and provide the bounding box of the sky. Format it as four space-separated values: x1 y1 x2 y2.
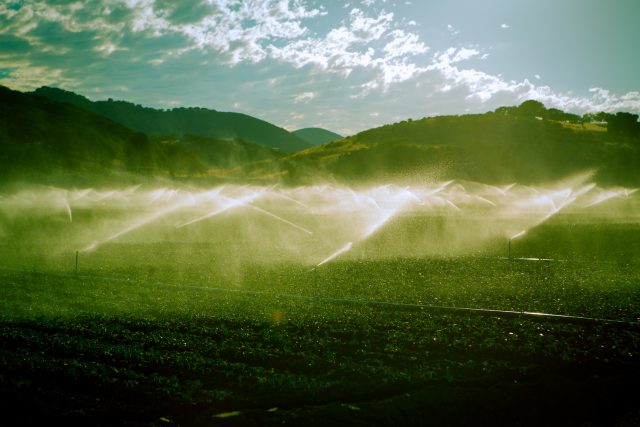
1 0 639 135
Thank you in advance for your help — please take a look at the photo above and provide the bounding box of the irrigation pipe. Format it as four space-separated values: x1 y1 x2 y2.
1 267 638 328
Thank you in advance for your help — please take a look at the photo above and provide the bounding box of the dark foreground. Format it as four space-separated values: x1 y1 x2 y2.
1 312 639 426
0 260 640 426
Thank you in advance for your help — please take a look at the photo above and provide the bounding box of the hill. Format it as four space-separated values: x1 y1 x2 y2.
243 102 640 186
292 127 342 146
32 87 312 154
3 88 638 188
0 86 281 186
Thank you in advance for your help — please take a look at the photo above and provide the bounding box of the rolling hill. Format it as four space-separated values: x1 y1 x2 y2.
292 127 342 146
2 86 638 188
32 87 312 154
0 86 281 186
242 103 640 186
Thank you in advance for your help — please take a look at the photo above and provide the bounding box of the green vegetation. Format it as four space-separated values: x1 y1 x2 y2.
1 197 639 424
1 226 639 425
3 86 639 189
2 86 640 425
267 103 639 186
0 86 283 186
32 86 312 153
292 127 343 146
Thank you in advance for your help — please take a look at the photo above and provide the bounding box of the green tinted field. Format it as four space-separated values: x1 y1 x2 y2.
1 221 639 425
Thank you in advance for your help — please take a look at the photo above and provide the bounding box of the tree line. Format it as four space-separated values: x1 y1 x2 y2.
494 100 640 137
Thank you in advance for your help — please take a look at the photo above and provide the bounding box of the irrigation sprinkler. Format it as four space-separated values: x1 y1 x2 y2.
317 242 353 267
65 200 73 222
310 242 354 298
509 230 526 259
311 266 317 298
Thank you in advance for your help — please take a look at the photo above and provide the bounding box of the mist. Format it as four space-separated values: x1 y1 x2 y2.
1 172 638 284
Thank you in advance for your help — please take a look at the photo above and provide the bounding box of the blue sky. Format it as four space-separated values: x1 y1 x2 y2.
1 0 639 135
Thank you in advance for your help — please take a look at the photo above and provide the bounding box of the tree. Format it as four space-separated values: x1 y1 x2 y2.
127 132 155 173
516 100 546 118
607 112 639 137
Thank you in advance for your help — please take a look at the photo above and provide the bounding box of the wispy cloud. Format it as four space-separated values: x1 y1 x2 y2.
294 91 317 103
446 24 459 36
1 1 430 93
0 0 637 134
422 47 640 113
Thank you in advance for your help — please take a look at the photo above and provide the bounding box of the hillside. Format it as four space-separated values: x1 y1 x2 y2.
3 88 638 188
244 103 640 186
292 127 342 146
32 87 312 154
0 86 280 186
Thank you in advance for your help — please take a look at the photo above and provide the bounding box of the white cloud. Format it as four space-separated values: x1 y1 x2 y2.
436 47 480 65
269 8 428 91
421 47 640 114
1 1 431 94
294 91 317 103
0 59 75 91
383 30 428 58
3 0 638 134
446 24 460 36
501 23 510 29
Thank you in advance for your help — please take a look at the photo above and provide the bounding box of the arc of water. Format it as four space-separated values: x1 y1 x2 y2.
81 197 196 252
269 190 309 208
446 200 461 211
64 199 72 223
317 242 353 267
511 230 526 240
584 190 625 208
178 189 312 235
474 195 497 206
244 203 313 235
81 189 221 252
404 187 425 205
177 188 265 228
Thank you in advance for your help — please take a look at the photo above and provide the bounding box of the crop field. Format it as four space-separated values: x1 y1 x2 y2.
1 180 640 426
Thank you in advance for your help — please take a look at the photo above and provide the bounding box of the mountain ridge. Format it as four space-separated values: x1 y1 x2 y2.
241 103 640 186
0 85 282 186
3 86 639 188
32 86 312 154
292 127 342 146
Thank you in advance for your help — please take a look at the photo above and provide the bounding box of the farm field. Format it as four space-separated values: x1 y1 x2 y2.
1 238 640 425
1 182 639 426
3 2 640 424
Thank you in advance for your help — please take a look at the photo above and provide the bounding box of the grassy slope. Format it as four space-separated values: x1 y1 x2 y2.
5 85 640 187
0 248 639 426
0 86 288 186
0 85 209 185
33 86 312 154
292 127 343 146
254 114 640 186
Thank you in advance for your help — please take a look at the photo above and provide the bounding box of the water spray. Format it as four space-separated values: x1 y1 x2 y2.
79 188 222 252
509 230 526 259
65 200 73 223
310 242 354 298
317 242 353 267
243 203 313 235
177 188 266 228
